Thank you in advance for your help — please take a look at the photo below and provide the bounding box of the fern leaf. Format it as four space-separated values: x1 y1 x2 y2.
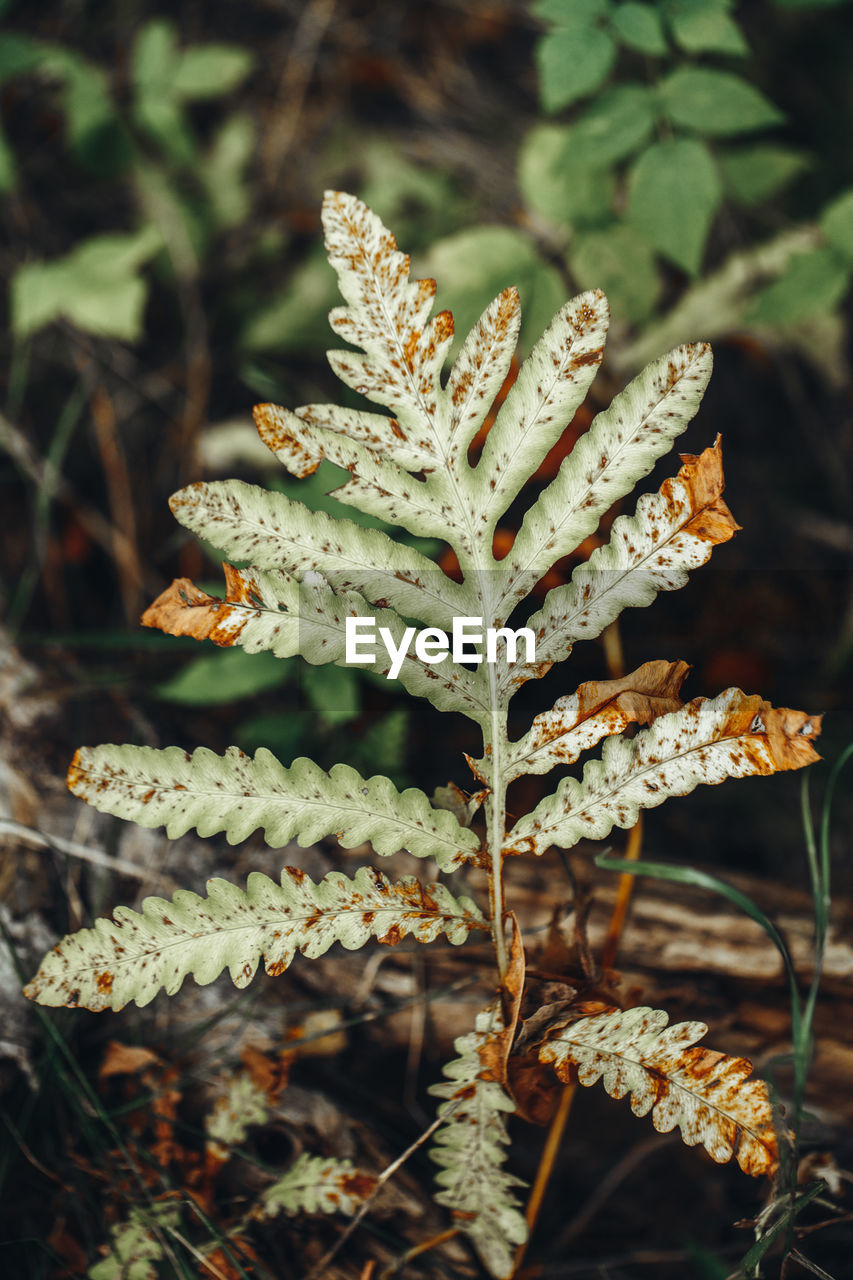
260 1153 377 1218
168 477 467 630
429 999 528 1279
474 290 609 544
142 567 491 723
206 1072 270 1160
25 864 487 1011
444 287 522 476
505 688 821 856
538 1006 778 1176
496 343 712 620
88 1203 180 1280
254 400 428 476
503 438 738 699
65 744 481 868
474 659 688 784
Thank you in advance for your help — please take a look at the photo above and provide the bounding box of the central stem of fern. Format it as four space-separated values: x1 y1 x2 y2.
485 662 509 984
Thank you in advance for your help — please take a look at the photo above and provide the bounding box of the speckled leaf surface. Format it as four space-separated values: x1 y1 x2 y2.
505 689 821 856
25 865 486 1011
260 1153 378 1218
65 744 482 869
539 1005 778 1176
429 999 528 1279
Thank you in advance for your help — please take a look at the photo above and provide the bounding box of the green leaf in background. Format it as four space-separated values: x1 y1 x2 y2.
235 709 310 763
156 647 292 706
745 246 851 326
353 708 410 782
0 32 42 80
303 663 361 728
241 243 340 353
563 84 657 168
719 143 811 205
0 125 15 192
627 137 722 274
131 19 180 96
171 44 253 100
532 0 610 20
660 67 783 136
200 113 256 230
570 222 660 321
10 225 162 341
518 123 615 227
537 24 617 113
610 3 668 54
820 188 853 262
414 225 566 357
668 4 749 55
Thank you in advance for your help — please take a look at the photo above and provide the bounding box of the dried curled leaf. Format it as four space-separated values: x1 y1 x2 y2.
259 1153 378 1218
539 1005 778 1176
472 659 689 784
429 992 528 1280
65 743 481 870
25 865 486 1011
505 687 821 857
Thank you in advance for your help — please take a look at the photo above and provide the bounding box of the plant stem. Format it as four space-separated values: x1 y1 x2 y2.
485 661 509 984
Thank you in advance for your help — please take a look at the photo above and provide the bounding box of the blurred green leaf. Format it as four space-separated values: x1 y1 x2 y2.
719 143 810 205
235 709 309 762
570 222 660 321
820 188 853 262
134 97 196 165
668 6 749 55
518 123 615 226
0 32 41 79
353 707 410 783
627 137 722 274
134 162 206 277
563 84 657 167
156 648 291 706
131 19 179 97
533 0 610 19
303 663 361 727
10 225 162 341
200 113 256 230
744 246 850 325
415 226 566 356
172 44 253 100
242 244 340 353
660 67 783 136
610 3 667 53
0 125 15 192
537 25 617 113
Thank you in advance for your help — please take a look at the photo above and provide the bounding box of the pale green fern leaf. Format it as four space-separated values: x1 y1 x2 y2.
473 289 609 546
260 1153 377 1218
142 567 491 723
498 439 737 702
538 1005 777 1176
206 1071 270 1160
429 999 528 1279
25 864 487 1011
495 343 712 620
65 744 481 867
504 688 821 857
88 1203 179 1280
168 478 467 629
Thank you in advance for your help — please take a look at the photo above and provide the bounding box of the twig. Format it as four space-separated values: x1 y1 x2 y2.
513 1082 577 1275
302 1113 447 1280
261 0 337 187
0 818 149 880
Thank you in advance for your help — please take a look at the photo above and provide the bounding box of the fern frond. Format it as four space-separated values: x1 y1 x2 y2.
168 478 467 630
65 744 482 868
142 567 492 723
495 343 712 620
501 439 738 699
474 659 688 784
206 1072 270 1160
505 688 821 856
539 1006 778 1176
473 290 609 545
88 1203 180 1280
260 1153 377 1218
429 1000 528 1279
25 864 487 1011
